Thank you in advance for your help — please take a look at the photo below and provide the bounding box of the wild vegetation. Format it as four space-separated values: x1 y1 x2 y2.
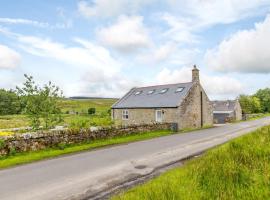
0 75 117 131
113 125 270 200
239 88 270 114
16 74 63 130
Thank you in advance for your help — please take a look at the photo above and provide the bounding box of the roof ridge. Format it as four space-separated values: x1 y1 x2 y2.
134 82 193 89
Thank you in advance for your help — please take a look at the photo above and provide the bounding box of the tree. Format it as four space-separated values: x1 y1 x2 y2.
254 88 270 113
239 95 262 114
0 89 21 115
16 74 63 130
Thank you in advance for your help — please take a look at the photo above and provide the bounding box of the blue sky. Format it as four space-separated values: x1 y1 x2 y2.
0 0 270 99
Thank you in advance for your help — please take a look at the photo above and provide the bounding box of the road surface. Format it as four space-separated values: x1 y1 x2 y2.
1 117 270 200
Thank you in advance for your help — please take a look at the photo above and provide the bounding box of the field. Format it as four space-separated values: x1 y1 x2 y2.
113 125 270 200
0 98 117 130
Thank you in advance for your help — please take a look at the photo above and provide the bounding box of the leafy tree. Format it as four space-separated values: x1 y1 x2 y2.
254 88 270 112
239 95 262 114
16 74 63 130
0 89 21 115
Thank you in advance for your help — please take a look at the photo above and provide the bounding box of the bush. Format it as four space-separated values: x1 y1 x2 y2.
88 107 96 115
57 142 67 150
69 118 90 130
9 147 16 156
0 139 5 149
107 109 111 115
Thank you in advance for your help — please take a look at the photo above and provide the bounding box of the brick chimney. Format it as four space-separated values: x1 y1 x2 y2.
192 65 200 83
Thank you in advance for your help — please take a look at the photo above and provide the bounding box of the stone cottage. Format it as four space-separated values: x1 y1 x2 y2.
111 66 213 130
212 100 242 124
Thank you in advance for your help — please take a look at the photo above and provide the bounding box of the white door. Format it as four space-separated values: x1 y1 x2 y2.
156 110 162 123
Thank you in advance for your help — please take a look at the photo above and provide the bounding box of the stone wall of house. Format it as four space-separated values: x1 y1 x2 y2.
0 123 171 156
112 83 213 130
234 100 242 121
178 83 213 129
112 108 178 126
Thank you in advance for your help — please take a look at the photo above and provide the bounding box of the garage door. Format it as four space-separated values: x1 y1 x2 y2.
214 113 229 124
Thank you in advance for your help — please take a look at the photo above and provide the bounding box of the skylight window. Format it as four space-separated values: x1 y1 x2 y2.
134 91 142 95
159 88 169 94
175 87 184 93
147 89 155 95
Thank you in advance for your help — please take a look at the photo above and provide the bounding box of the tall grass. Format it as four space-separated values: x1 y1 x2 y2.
113 126 270 200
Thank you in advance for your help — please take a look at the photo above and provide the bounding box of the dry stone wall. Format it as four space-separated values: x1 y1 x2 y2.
0 123 171 156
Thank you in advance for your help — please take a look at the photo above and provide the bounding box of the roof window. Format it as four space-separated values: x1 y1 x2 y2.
159 88 169 94
147 89 155 95
134 91 142 95
175 87 184 93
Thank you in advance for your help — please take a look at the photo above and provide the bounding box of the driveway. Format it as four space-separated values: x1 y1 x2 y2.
0 117 270 200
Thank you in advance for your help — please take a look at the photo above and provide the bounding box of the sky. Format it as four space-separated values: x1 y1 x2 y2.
0 0 270 99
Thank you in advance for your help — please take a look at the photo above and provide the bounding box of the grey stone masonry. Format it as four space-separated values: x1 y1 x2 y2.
112 65 213 130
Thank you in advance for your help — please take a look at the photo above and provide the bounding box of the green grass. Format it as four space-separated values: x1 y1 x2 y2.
246 113 270 121
0 130 171 169
0 115 29 129
59 98 117 113
0 98 117 129
113 126 270 200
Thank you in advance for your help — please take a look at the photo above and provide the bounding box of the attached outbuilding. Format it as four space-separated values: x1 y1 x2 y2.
212 100 242 124
111 66 213 130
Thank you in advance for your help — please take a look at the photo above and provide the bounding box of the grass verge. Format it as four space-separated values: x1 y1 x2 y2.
113 125 270 200
0 130 171 169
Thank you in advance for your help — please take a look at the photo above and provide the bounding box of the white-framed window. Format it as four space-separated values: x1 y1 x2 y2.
147 89 155 95
159 88 169 94
175 87 184 93
134 91 142 95
122 110 129 120
155 110 162 123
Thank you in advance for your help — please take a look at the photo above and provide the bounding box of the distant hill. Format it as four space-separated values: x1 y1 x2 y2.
68 96 119 100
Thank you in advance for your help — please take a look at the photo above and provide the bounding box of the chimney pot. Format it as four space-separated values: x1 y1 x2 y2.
192 64 200 83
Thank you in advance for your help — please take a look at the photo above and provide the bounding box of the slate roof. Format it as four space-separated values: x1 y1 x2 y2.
112 82 193 109
212 100 237 112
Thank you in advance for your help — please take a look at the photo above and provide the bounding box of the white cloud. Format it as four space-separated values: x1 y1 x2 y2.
0 18 49 28
0 44 21 69
168 0 270 27
76 71 140 97
97 15 151 52
138 42 199 65
205 14 270 73
15 35 120 74
78 0 154 18
160 13 199 44
156 67 244 99
0 30 141 97
0 17 72 29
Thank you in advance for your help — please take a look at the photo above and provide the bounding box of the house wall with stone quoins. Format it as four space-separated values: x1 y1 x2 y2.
112 82 213 130
111 66 213 130
234 100 242 121
178 82 213 129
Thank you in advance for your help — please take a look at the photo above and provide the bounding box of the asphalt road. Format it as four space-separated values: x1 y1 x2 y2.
1 117 270 200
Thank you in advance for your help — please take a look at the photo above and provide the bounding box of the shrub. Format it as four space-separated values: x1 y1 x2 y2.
107 109 111 115
0 139 5 149
9 147 16 156
57 142 67 150
69 118 90 130
88 107 96 115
